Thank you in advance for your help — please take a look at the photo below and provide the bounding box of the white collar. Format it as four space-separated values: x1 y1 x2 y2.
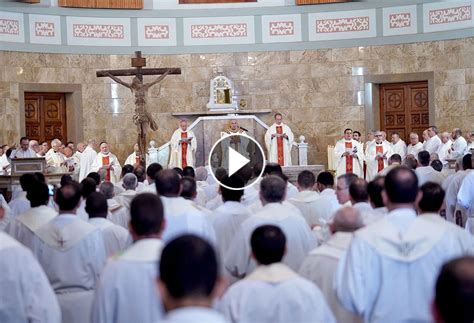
246 263 298 283
120 238 164 262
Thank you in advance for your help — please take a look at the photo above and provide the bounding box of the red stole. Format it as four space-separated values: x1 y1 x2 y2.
135 154 140 165
276 126 284 166
376 145 384 172
102 155 110 182
345 141 353 173
181 132 188 168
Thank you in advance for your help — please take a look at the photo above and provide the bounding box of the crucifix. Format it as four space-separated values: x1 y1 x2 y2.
96 51 181 165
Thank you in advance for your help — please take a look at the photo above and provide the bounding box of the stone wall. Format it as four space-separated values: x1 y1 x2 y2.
1 37 473 166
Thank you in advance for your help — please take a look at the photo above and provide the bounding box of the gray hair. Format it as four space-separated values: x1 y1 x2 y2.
260 175 286 203
122 173 138 190
99 182 115 199
332 207 364 232
195 166 208 181
51 138 61 147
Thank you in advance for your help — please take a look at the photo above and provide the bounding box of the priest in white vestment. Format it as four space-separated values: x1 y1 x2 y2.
113 173 138 212
406 132 424 158
424 126 442 154
91 142 122 184
225 176 317 279
219 225 335 323
124 143 148 166
91 194 165 323
349 178 383 225
31 184 107 323
334 128 364 178
99 182 130 229
71 142 84 181
5 181 57 250
336 168 474 323
86 192 130 258
299 207 364 323
313 171 341 227
365 131 393 181
0 231 61 323
211 175 251 263
169 119 197 168
264 113 294 166
458 167 474 231
158 235 226 323
437 132 453 166
156 170 216 244
415 150 445 186
390 132 407 160
465 133 474 154
12 137 37 158
79 140 97 181
448 128 468 159
0 194 12 231
220 119 250 168
288 170 320 227
45 139 68 173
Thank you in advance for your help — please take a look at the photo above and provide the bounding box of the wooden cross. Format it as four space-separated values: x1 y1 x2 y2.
96 51 181 165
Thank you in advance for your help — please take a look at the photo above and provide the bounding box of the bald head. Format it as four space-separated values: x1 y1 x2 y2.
331 207 364 233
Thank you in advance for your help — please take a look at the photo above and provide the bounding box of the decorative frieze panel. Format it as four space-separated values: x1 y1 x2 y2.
0 11 24 43
423 1 473 32
66 17 131 46
261 14 302 43
383 6 417 36
29 14 61 45
137 18 177 46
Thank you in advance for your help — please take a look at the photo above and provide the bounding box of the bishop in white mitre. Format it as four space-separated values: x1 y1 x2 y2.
334 128 364 178
219 225 335 323
91 142 122 184
336 168 473 323
5 182 57 250
264 113 294 166
0 231 61 323
91 194 165 323
79 140 98 181
31 184 107 323
365 131 393 181
224 176 316 279
169 119 197 168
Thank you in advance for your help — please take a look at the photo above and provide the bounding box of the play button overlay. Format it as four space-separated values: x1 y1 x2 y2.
228 147 250 176
208 133 266 191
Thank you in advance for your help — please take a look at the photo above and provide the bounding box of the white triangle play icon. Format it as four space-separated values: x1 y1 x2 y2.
228 147 250 177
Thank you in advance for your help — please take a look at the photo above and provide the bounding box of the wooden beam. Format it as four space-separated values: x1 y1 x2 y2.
96 68 181 78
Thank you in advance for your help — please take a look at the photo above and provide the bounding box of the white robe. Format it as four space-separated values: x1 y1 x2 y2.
445 170 471 223
299 232 362 323
169 129 197 168
264 123 294 166
415 166 445 186
449 136 467 159
0 154 10 175
124 151 148 166
91 152 122 184
424 135 441 154
0 194 12 231
0 232 61 323
89 217 131 257
206 194 224 211
458 171 474 218
224 202 317 279
45 149 67 173
113 189 137 211
219 263 335 323
8 191 30 218
91 238 164 323
5 205 57 250
352 202 383 225
79 146 97 181
106 199 130 229
390 139 407 160
436 140 453 165
71 151 82 181
465 142 474 154
336 209 474 323
12 148 37 158
160 196 216 245
334 139 364 178
288 190 321 227
365 141 393 181
31 214 107 323
212 201 251 262
406 142 423 158
162 307 226 323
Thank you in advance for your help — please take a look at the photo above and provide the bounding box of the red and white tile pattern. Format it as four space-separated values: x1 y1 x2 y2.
67 17 131 46
137 18 176 46
0 12 24 43
383 6 417 36
29 14 61 44
424 1 473 32
262 14 301 43
309 10 376 41
183 16 254 45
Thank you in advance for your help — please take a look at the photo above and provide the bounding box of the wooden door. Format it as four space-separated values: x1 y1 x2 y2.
380 81 429 142
24 92 67 144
